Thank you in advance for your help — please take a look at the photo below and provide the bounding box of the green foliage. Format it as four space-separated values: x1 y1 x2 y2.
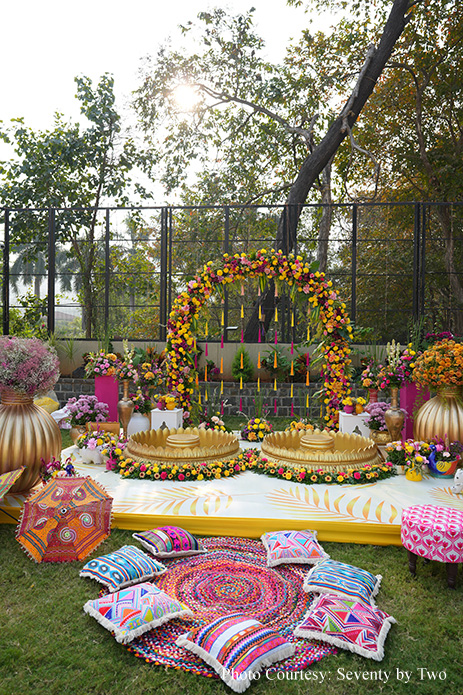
231 346 254 382
260 346 292 381
0 74 151 338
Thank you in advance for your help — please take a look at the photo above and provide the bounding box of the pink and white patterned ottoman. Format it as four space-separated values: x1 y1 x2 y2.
401 505 463 589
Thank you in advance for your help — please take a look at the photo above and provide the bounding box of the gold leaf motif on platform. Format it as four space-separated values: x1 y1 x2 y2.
113 485 233 516
266 486 398 524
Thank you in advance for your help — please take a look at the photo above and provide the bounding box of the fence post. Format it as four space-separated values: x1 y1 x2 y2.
223 206 230 341
412 202 421 320
351 203 357 324
159 207 168 341
420 203 426 317
104 208 110 335
47 208 55 334
2 209 9 335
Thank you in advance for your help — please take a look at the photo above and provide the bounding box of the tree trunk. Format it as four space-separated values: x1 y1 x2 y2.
317 159 334 274
244 0 416 341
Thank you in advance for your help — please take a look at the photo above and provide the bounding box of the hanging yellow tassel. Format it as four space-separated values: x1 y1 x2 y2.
240 376 243 390
306 371 310 386
306 393 309 408
274 378 277 391
275 307 278 322
221 310 224 326
220 357 223 374
290 383 293 398
220 380 224 394
307 325 310 341
198 392 202 405
257 352 261 369
258 305 262 320
320 403 323 418
195 374 199 386
290 361 294 376
273 352 278 369
193 337 196 350
205 389 208 402
240 352 244 369
257 377 260 392
204 365 208 381
291 312 294 328
205 321 208 337
240 305 244 319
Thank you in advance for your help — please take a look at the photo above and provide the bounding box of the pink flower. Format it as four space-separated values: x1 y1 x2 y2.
178 473 185 480
353 471 361 479
278 467 284 475
139 464 147 472
160 471 167 480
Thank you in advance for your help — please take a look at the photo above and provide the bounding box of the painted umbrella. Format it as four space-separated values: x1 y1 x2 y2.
16 476 113 562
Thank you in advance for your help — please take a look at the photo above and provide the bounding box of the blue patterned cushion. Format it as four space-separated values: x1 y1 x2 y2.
294 594 395 661
80 545 166 592
303 559 381 604
84 582 192 644
133 526 205 558
176 613 295 693
261 530 329 567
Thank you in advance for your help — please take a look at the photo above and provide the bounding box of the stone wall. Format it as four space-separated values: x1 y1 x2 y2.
55 377 364 419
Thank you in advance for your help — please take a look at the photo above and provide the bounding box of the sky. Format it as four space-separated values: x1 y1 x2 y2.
0 0 330 131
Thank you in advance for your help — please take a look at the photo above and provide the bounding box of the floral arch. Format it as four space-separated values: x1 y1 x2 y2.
165 249 353 428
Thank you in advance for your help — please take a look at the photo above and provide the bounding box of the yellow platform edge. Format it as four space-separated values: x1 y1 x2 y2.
1 506 402 546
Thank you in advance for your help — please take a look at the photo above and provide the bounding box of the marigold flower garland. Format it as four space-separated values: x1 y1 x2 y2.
165 249 353 428
108 448 395 485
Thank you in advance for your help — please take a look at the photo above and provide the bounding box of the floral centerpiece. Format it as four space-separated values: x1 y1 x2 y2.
360 359 381 390
75 429 125 466
65 395 109 427
241 417 273 441
364 401 390 431
412 339 463 389
40 455 76 484
138 362 164 395
377 340 405 390
116 342 139 382
198 415 231 432
100 432 128 472
130 391 153 416
153 393 177 410
84 350 121 378
0 336 60 396
285 419 315 433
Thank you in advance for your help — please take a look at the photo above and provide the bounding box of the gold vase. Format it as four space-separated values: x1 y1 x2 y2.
385 386 405 442
414 386 463 442
117 380 134 438
369 429 392 445
0 390 62 493
70 426 86 444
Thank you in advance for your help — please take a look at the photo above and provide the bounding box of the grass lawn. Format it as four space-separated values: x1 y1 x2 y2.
8 421 454 694
1 523 462 695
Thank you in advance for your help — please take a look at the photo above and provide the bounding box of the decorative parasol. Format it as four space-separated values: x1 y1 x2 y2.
0 468 26 521
16 476 113 562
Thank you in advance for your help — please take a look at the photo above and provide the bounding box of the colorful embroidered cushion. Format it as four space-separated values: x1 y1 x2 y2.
294 594 396 661
133 526 205 558
260 530 329 567
303 559 381 604
176 613 295 693
83 582 192 644
80 545 166 592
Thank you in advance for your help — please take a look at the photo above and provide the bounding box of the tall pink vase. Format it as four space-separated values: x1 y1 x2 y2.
400 382 430 441
94 375 119 422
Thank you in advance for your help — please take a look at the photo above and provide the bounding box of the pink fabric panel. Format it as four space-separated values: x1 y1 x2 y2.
401 505 463 563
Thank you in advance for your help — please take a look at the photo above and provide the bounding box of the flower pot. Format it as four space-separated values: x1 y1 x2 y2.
127 412 151 437
0 390 62 493
368 389 379 404
369 429 392 445
355 404 364 414
95 374 119 422
405 466 422 482
427 456 460 479
343 405 354 414
70 426 86 443
414 386 463 443
166 403 176 411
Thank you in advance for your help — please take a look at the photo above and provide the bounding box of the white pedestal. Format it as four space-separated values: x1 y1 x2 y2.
150 408 184 430
338 411 370 438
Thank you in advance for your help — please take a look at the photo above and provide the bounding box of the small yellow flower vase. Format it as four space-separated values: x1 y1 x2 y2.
166 402 176 410
405 466 422 482
355 404 364 414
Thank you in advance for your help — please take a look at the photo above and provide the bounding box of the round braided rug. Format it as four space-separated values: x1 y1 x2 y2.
129 536 333 677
